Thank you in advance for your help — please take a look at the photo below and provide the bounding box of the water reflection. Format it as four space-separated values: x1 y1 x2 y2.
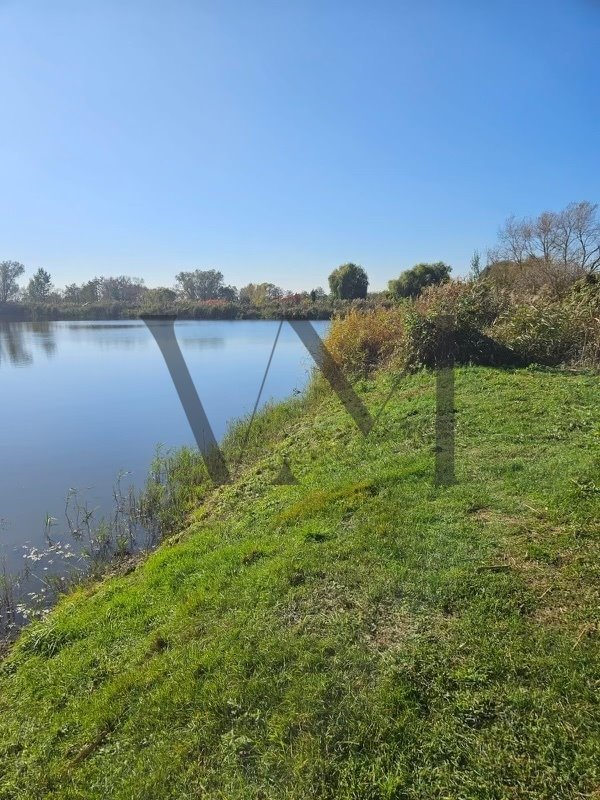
35 324 57 359
0 321 237 367
180 337 226 349
0 322 56 367
64 323 142 330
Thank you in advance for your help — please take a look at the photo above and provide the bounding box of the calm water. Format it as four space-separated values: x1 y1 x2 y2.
0 319 328 572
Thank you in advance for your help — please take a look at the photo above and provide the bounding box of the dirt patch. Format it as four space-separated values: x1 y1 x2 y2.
366 606 417 651
469 507 525 528
279 578 355 629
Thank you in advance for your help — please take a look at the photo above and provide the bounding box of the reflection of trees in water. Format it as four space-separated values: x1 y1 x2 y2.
32 322 57 359
0 323 32 366
0 321 283 366
0 322 57 366
64 322 149 351
180 337 226 350
62 323 227 352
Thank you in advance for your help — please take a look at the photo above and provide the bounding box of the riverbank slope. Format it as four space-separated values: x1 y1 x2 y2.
1 366 600 799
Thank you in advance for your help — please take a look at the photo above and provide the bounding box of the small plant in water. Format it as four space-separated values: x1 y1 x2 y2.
1 453 202 645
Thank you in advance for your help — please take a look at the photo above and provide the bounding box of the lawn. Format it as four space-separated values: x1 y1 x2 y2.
1 366 599 799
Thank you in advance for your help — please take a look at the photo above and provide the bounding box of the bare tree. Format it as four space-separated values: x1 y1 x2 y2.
567 201 600 274
531 211 559 265
496 215 532 264
492 202 600 294
98 276 147 304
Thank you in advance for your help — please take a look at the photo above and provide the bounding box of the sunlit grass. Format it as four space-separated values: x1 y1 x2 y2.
0 366 599 798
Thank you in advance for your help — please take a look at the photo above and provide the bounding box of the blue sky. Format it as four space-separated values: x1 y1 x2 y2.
1 1 599 291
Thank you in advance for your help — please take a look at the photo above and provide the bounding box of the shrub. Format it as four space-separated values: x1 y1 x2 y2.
491 302 580 365
564 278 600 364
325 306 407 376
327 282 521 376
322 279 600 378
400 307 522 369
492 280 600 366
414 279 509 329
405 280 519 367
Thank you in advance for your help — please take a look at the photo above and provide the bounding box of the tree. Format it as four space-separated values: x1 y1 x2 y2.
309 287 327 303
143 287 178 306
469 250 482 280
218 284 238 302
25 268 53 302
559 201 600 274
495 214 533 265
175 269 236 301
239 283 283 305
388 262 451 299
98 276 146 304
328 264 369 300
63 283 82 303
0 261 25 303
492 201 600 293
81 279 102 304
62 279 102 304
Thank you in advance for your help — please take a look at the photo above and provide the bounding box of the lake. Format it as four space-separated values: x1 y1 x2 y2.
0 319 328 574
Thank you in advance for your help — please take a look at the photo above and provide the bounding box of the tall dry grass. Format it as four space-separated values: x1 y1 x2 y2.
325 278 600 375
325 306 408 376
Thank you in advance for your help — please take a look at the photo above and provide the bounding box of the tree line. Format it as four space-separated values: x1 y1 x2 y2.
0 263 367 312
2 199 598 318
0 261 447 311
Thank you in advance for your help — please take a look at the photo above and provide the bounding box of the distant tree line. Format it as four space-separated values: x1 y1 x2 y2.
2 199 598 320
0 263 370 320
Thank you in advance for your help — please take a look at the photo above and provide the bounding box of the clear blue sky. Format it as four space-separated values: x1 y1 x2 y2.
1 0 599 291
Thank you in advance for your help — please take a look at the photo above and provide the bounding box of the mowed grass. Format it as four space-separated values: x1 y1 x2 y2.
1 366 600 799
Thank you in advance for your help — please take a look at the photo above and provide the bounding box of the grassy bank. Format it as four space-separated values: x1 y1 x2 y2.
1 366 600 798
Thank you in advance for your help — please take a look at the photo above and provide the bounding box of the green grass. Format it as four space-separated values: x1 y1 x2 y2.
1 366 600 799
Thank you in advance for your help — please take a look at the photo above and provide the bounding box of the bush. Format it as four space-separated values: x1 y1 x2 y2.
401 308 522 369
564 278 600 364
405 280 519 367
491 303 574 365
492 280 600 366
326 278 600 377
325 306 407 376
326 282 520 376
414 279 509 329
